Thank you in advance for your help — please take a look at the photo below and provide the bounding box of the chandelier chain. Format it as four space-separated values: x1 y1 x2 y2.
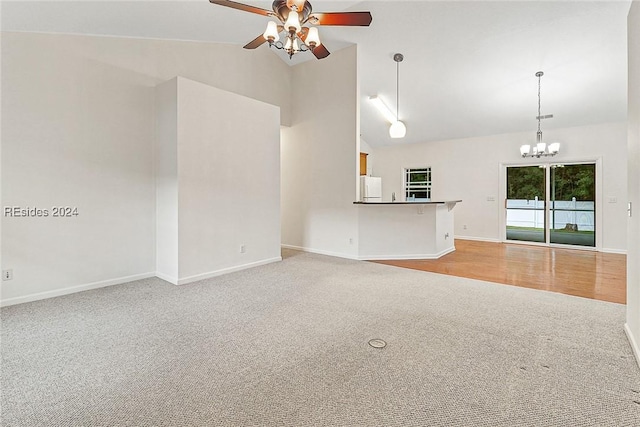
537 73 542 134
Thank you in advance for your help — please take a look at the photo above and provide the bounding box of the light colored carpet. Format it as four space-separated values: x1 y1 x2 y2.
1 249 639 426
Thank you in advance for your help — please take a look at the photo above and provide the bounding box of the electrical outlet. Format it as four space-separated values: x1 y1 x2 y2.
240 245 246 254
3 269 13 281
463 225 468 230
349 238 354 245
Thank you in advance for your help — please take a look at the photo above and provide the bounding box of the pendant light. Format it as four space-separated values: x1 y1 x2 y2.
390 53 406 138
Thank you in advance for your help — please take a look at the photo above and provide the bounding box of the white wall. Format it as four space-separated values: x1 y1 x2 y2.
2 32 157 304
626 0 640 366
281 46 360 259
373 122 628 252
175 77 281 283
1 32 291 305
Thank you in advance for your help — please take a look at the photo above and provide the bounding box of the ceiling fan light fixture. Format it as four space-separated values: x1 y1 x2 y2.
209 0 372 60
390 120 407 139
263 21 279 42
306 27 321 48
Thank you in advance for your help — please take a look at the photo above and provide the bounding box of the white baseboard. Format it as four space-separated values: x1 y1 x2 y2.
0 272 156 307
282 244 454 261
281 244 359 260
625 323 640 370
454 235 501 243
358 246 455 261
175 257 282 286
155 272 178 285
602 248 628 255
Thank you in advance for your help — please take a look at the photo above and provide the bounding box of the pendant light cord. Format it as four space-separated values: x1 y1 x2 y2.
396 59 400 121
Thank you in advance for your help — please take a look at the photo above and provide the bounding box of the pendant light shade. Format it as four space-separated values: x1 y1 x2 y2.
390 120 406 138
284 10 301 33
306 27 321 48
263 21 279 42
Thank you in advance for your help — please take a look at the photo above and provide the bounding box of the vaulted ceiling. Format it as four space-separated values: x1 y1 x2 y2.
3 1 631 147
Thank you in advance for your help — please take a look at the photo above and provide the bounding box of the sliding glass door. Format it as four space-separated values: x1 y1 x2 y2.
506 166 546 243
505 163 596 248
549 164 596 247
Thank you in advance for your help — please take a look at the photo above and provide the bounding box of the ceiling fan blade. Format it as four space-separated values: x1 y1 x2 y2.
298 27 309 42
308 11 372 26
311 44 330 60
209 0 273 17
243 34 268 49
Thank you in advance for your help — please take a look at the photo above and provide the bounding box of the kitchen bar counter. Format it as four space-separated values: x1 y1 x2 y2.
353 200 461 205
354 200 461 260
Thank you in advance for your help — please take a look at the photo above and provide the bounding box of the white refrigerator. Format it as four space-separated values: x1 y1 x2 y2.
360 176 382 202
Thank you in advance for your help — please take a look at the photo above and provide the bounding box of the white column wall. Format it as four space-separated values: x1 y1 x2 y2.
626 0 640 366
176 77 281 283
154 79 179 282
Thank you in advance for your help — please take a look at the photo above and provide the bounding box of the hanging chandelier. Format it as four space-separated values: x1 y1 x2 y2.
520 71 560 158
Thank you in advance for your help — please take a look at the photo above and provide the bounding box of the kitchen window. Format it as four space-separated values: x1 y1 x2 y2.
404 168 431 201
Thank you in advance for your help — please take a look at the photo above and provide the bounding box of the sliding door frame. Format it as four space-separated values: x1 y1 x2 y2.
499 157 602 251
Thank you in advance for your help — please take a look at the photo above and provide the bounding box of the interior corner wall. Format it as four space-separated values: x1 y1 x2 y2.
281 46 360 258
1 32 290 305
373 121 628 252
626 0 640 366
175 77 281 283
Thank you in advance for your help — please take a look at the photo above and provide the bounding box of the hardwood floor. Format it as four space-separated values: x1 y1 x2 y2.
373 240 627 304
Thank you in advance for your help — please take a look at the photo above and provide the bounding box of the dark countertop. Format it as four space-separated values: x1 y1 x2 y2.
353 200 462 205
